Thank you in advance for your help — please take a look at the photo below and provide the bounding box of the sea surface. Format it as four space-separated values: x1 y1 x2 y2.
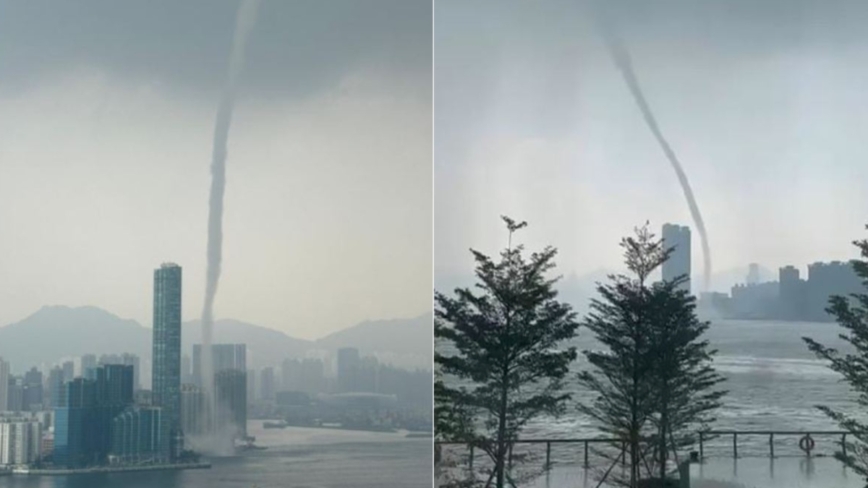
0 424 433 488
439 320 867 487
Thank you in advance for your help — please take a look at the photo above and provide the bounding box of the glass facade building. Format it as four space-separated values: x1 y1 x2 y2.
109 406 162 464
152 263 182 461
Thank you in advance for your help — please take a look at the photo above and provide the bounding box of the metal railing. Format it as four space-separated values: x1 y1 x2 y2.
699 430 850 459
436 430 853 469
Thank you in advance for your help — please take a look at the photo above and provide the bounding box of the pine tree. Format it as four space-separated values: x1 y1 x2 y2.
578 223 724 487
647 275 725 482
435 216 580 488
803 226 868 480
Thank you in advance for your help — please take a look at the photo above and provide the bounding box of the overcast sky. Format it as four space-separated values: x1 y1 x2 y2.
435 0 868 292
0 0 432 339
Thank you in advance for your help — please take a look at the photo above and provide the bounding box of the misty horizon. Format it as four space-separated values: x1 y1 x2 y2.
0 303 432 341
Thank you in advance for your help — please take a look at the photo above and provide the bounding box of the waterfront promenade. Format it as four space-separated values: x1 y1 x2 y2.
9 462 211 476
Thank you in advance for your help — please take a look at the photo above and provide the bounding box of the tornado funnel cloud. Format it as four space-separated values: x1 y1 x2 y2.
201 0 260 436
596 19 712 293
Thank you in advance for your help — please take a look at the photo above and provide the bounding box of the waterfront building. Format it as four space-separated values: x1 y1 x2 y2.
152 263 183 461
109 406 162 464
0 419 42 466
214 369 247 438
180 384 205 436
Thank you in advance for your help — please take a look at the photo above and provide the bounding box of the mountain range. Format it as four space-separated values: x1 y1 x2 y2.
0 305 431 373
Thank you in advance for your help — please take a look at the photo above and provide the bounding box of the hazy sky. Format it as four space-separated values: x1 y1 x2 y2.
0 0 432 339
435 0 868 292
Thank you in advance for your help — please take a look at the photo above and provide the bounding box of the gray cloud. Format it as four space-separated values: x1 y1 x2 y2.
0 0 432 339
0 0 431 99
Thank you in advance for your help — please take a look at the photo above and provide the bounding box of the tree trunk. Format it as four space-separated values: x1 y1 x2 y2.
496 367 509 488
659 411 667 481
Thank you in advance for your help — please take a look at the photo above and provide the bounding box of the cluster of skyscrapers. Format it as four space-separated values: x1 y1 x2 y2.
0 262 239 469
0 261 433 469
706 260 863 321
654 222 867 322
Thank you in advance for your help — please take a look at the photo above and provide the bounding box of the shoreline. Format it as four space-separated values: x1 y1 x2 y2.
12 462 211 476
261 422 432 436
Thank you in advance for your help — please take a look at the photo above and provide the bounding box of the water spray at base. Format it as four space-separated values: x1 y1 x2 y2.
201 0 260 445
593 7 713 292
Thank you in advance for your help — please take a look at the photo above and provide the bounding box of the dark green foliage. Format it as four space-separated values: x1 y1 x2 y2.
803 226 868 481
647 273 726 480
578 223 724 487
435 216 580 488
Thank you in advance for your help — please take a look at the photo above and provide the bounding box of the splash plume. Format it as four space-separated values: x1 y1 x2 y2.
595 14 712 292
201 0 260 434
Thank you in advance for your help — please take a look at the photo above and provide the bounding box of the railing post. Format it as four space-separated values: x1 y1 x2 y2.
769 433 774 458
545 441 551 469
584 440 589 468
508 442 513 469
699 432 704 460
733 433 738 459
843 434 848 459
469 445 474 471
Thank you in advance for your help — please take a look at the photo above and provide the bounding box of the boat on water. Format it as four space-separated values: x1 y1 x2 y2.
235 435 268 452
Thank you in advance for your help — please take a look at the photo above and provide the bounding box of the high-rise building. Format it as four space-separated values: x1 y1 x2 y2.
181 355 193 384
81 354 97 380
46 367 64 409
0 358 8 412
747 263 761 286
779 265 804 321
0 419 42 466
152 262 183 461
22 368 43 411
337 348 361 393
6 377 23 412
259 367 275 401
662 223 692 294
54 378 96 468
214 370 247 438
109 406 162 464
62 361 75 383
246 369 256 405
281 358 302 391
99 354 141 392
96 365 134 407
192 344 246 387
180 384 205 436
54 366 136 468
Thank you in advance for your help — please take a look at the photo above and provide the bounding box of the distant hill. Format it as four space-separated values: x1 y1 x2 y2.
0 305 151 370
316 313 432 369
0 306 431 373
182 318 313 368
